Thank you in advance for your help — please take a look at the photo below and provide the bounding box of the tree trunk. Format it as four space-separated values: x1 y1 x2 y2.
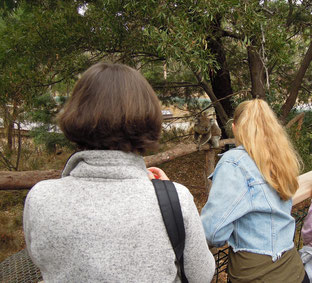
0 139 235 190
3 107 14 152
247 46 266 99
3 102 19 153
6 120 13 152
193 71 229 129
208 18 234 119
280 40 312 122
15 122 22 170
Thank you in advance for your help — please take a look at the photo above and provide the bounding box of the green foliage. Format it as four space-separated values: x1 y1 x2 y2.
27 93 58 124
288 111 312 173
30 126 75 153
160 125 191 145
1 0 311 109
0 0 311 164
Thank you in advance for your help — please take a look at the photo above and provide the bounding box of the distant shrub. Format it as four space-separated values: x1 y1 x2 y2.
30 126 76 153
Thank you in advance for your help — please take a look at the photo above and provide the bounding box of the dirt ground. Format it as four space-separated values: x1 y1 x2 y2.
158 150 229 282
158 150 211 211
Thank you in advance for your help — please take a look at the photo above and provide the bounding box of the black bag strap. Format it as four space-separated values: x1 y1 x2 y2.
152 179 189 283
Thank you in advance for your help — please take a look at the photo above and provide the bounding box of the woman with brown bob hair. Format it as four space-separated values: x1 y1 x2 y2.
23 62 215 283
58 62 162 153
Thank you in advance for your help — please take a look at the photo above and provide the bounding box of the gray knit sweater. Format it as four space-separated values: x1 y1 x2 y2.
23 150 215 283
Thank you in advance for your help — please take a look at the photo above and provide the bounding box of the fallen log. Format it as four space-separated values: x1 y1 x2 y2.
144 138 235 167
0 139 235 191
0 170 62 191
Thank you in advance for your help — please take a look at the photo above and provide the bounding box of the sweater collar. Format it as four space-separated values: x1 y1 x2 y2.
62 150 148 180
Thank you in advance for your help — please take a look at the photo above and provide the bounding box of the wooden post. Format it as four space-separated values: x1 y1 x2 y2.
205 149 216 196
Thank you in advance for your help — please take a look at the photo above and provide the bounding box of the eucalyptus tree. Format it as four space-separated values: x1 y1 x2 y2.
1 0 311 142
0 2 90 168
65 0 312 124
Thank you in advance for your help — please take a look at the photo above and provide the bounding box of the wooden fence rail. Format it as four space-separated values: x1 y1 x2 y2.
293 170 312 205
0 139 235 191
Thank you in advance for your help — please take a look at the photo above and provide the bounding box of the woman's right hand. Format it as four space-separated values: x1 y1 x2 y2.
147 167 170 181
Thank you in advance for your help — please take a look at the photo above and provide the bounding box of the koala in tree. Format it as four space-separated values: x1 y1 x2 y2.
193 113 222 150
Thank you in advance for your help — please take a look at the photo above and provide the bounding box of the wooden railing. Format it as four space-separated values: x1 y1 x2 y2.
293 171 312 205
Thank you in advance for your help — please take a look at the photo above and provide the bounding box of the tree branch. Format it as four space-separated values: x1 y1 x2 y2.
221 30 244 41
286 0 294 27
152 82 200 89
281 40 312 122
286 112 305 129
192 71 229 127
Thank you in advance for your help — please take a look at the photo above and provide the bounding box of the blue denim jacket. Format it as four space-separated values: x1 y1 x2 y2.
201 146 295 261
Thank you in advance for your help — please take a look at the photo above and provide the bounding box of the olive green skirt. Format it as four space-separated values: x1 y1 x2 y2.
228 246 305 283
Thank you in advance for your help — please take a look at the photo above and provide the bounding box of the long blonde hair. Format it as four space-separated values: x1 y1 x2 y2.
233 99 301 200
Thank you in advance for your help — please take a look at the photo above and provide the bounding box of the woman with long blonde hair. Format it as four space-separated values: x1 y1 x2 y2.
201 99 308 282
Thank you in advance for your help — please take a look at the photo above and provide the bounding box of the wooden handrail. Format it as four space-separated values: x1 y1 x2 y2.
293 170 312 206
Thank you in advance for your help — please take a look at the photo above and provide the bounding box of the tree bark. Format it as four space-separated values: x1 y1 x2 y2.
280 40 312 122
247 46 266 99
0 139 235 190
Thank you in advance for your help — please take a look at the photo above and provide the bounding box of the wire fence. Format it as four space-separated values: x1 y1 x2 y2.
0 249 42 283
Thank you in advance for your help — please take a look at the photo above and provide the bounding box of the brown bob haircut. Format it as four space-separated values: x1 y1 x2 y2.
57 62 162 153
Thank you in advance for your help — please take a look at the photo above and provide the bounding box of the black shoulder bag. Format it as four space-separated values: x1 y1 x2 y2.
151 179 189 283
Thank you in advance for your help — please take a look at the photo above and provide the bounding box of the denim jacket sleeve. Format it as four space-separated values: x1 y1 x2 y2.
201 160 252 247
